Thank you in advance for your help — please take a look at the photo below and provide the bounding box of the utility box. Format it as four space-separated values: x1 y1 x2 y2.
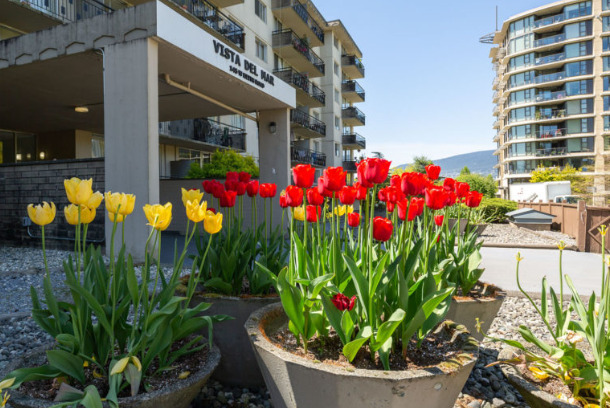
506 208 556 231
509 181 571 202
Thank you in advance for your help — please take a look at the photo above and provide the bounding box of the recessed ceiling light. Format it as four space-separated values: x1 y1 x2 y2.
74 106 89 113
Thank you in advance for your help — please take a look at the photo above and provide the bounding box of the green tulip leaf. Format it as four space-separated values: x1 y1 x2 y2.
343 326 372 362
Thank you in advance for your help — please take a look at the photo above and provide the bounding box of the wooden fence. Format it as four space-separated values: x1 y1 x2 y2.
517 201 610 253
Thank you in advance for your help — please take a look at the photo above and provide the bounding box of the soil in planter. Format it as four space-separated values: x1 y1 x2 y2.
17 337 210 401
269 325 468 372
518 364 590 407
453 281 501 301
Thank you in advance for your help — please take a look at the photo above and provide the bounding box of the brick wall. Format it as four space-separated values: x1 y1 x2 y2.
0 158 105 250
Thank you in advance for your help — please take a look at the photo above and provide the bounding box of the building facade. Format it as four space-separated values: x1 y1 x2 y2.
0 0 366 255
490 0 610 203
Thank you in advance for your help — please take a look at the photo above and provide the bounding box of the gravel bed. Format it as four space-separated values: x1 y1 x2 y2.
478 223 575 247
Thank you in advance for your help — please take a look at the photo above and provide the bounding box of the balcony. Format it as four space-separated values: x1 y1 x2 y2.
341 80 365 103
16 0 113 24
534 71 566 84
341 55 365 79
493 105 500 116
533 8 590 30
342 133 366 150
274 68 325 107
271 0 324 47
159 118 246 151
290 109 326 139
175 0 245 49
291 147 326 167
212 0 245 7
272 29 325 77
342 106 365 126
342 160 358 172
537 128 566 139
535 90 567 102
534 33 566 48
535 52 566 66
535 147 567 157
493 119 502 129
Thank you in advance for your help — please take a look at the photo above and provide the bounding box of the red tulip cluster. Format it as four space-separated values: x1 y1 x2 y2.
202 173 277 209
331 293 356 311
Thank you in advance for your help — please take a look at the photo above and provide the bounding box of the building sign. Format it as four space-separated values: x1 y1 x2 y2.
213 40 274 89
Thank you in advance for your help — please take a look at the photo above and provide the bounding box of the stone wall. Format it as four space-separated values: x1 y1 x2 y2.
0 158 105 250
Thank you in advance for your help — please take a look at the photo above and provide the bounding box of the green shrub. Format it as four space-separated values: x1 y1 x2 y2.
456 173 497 198
478 198 518 223
187 149 259 179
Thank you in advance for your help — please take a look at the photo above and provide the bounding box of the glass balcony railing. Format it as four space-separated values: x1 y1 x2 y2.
341 80 365 101
534 33 566 48
342 160 358 172
535 90 567 102
290 109 326 136
272 29 325 74
534 71 566 84
342 133 366 149
291 146 326 167
341 55 365 77
159 118 246 150
535 147 567 157
271 0 324 44
535 52 566 66
537 128 566 138
533 8 591 29
342 106 366 125
274 68 326 105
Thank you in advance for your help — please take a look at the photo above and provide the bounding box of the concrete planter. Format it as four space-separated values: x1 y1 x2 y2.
245 303 479 408
445 282 506 341
470 223 488 236
498 348 579 408
2 344 220 408
448 218 467 234
191 293 279 388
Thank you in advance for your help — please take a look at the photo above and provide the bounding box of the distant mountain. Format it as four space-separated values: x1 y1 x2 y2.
396 150 496 178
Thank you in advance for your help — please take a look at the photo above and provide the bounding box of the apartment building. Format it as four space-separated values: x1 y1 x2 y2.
0 0 365 253
489 0 610 203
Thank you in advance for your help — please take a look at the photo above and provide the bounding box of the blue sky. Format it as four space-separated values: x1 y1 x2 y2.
314 0 555 166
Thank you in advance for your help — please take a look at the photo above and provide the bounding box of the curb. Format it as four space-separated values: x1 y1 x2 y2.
480 242 578 251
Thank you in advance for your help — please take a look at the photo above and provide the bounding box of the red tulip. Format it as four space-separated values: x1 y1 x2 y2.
465 191 483 208
285 185 304 207
434 215 444 227
238 172 251 183
317 177 334 198
331 293 356 311
321 167 347 192
235 182 247 196
259 183 277 198
292 164 316 189
211 182 225 199
401 172 427 196
306 205 321 222
207 207 216 214
372 217 393 242
226 171 239 182
425 164 441 180
219 190 237 208
347 212 360 227
307 188 325 206
408 197 424 221
445 191 457 207
387 202 395 213
356 162 374 188
379 186 404 204
443 178 455 192
246 180 259 197
339 186 357 205
397 199 408 221
357 158 391 185
202 180 215 194
455 182 470 199
353 182 368 201
425 187 447 211
225 179 239 192
279 193 288 208
390 174 401 189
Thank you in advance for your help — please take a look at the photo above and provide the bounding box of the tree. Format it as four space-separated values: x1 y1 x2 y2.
406 155 433 174
456 173 497 198
529 165 593 202
187 149 259 179
460 166 471 176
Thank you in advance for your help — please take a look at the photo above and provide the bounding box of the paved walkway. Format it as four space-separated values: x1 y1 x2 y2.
480 247 603 297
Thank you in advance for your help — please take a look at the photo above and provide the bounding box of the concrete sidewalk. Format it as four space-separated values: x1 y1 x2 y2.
480 247 603 297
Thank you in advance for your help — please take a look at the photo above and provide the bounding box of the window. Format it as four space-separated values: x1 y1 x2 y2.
605 77 610 92
333 36 338 49
335 143 340 157
334 62 339 76
605 116 610 131
334 89 340 104
605 96 610 112
334 116 340 130
604 37 610 52
605 0 610 11
255 0 267 23
255 38 267 62
605 56 610 72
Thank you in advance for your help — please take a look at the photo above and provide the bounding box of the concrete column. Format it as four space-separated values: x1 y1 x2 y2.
103 38 159 260
258 109 290 227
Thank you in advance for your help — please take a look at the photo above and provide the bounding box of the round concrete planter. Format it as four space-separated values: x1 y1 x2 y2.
498 348 579 408
448 218 467 234
470 224 488 236
445 282 506 341
2 344 220 408
191 293 279 388
245 303 479 408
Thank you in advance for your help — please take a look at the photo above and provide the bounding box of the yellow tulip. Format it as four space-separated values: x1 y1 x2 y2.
0 377 15 391
27 202 56 226
64 178 93 206
292 206 305 221
110 357 130 375
528 366 549 380
105 192 136 216
64 204 96 225
143 203 172 231
204 212 223 234
108 212 125 223
86 191 104 210
346 205 354 214
181 188 203 208
334 205 346 217
186 200 207 223
2 391 9 408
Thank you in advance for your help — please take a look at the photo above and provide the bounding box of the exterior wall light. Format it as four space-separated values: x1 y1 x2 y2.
268 122 277 134
74 106 89 113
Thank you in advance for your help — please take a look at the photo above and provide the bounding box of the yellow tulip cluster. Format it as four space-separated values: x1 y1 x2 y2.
105 192 136 223
63 178 104 225
181 188 222 234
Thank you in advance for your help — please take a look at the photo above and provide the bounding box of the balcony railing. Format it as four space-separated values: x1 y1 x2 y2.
342 133 366 150
341 80 365 101
535 90 567 102
537 128 566 138
342 106 366 125
290 109 326 136
341 55 365 77
159 118 246 150
535 52 566 66
533 8 591 28
534 33 566 48
272 29 325 74
19 0 114 23
175 0 245 49
342 160 358 172
535 71 565 84
535 147 567 157
291 146 326 167
274 68 325 105
536 109 566 120
271 0 324 44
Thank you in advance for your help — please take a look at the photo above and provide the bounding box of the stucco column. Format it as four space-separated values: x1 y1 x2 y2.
258 109 290 227
103 38 159 260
